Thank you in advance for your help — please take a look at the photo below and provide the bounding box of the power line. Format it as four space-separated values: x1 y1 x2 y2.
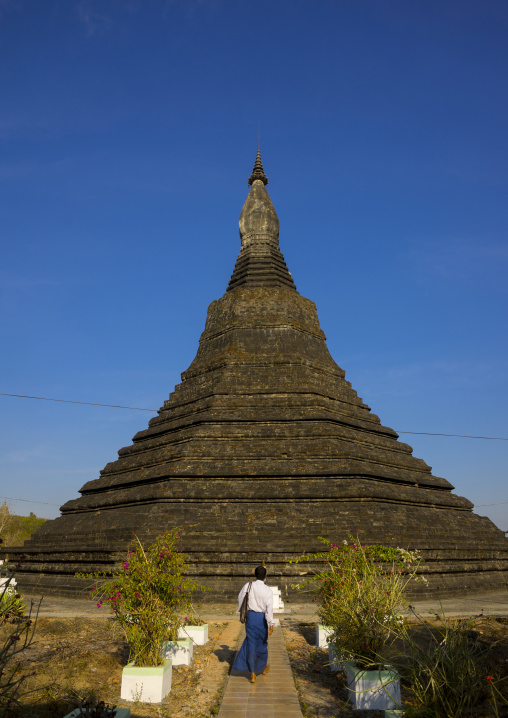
2 495 508 516
1 494 508 508
2 497 508 517
0 393 157 412
397 431 508 441
0 496 60 506
1 392 508 441
474 501 508 508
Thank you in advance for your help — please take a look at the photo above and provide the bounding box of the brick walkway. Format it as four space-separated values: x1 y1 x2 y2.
218 623 303 718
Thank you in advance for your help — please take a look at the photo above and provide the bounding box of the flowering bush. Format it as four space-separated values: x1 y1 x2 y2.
79 529 207 667
290 535 426 668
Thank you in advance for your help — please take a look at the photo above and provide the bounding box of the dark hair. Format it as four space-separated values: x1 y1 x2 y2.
254 565 267 580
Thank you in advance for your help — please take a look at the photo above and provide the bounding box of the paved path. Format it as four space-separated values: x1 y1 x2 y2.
218 624 303 718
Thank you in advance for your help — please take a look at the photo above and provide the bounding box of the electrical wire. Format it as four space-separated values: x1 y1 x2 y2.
0 496 60 506
0 393 156 411
2 495 508 508
2 392 508 441
397 431 508 441
474 501 508 508
2 393 506 516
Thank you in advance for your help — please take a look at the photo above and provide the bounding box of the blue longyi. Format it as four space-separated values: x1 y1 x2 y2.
232 610 268 674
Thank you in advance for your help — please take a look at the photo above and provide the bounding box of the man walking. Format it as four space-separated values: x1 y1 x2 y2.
233 565 275 683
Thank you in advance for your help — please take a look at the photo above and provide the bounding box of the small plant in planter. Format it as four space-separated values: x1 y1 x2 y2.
0 559 25 619
181 612 206 626
291 535 426 710
177 611 209 645
79 529 207 703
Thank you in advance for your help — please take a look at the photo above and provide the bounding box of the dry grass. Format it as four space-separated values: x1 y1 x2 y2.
1 616 235 717
283 617 508 718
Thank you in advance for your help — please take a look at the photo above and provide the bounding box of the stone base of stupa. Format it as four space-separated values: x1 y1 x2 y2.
6 153 508 598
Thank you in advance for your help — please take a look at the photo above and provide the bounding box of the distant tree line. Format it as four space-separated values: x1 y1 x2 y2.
0 501 47 546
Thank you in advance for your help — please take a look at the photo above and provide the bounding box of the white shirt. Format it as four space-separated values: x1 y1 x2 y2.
237 579 275 627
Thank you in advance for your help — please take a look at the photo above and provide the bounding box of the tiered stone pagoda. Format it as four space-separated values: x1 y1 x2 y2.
12 153 508 598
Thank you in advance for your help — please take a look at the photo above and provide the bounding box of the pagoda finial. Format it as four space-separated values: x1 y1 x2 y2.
248 150 268 186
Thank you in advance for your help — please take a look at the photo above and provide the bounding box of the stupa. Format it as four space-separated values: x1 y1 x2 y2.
11 153 508 598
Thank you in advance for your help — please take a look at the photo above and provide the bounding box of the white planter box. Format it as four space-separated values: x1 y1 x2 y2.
328 643 343 672
64 710 131 718
177 624 208 645
162 637 193 666
121 660 172 703
316 623 333 648
0 561 16 592
345 661 401 710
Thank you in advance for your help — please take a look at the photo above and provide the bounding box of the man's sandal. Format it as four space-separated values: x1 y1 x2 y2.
250 673 256 683
262 664 271 675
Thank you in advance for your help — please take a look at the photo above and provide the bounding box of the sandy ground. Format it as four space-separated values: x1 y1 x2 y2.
5 589 508 717
23 588 508 620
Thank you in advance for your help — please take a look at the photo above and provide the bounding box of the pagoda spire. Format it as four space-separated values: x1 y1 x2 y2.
227 152 296 291
248 149 268 186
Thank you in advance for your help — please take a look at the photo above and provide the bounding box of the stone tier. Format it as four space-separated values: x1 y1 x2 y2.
14 495 508 599
227 244 296 291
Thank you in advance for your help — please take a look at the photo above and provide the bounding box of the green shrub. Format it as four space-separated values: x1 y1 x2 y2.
0 547 40 717
291 535 425 668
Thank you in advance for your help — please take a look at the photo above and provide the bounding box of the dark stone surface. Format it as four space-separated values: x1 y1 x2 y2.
8 154 508 599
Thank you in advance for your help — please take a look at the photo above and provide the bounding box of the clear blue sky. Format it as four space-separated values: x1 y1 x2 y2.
1 1 507 533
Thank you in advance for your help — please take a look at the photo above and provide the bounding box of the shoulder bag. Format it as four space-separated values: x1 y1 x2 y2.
239 582 252 624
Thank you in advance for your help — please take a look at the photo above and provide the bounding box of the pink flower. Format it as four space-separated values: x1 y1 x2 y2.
124 562 129 569
135 592 141 598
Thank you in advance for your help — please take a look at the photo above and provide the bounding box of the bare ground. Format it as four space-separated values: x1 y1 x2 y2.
1 617 241 718
2 610 508 717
